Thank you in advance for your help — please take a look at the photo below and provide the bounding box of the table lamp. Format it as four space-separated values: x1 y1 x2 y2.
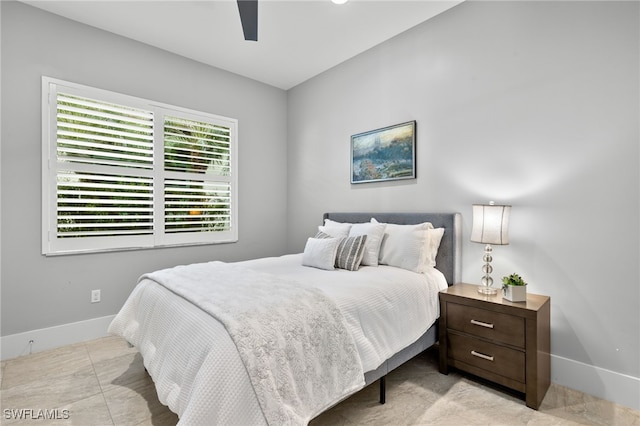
471 202 511 294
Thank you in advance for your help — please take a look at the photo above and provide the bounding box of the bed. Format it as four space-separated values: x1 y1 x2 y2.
108 212 461 425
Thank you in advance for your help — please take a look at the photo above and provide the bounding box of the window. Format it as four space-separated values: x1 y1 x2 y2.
42 77 238 255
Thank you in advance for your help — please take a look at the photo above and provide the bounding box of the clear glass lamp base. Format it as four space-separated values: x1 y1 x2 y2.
477 285 498 295
478 273 497 294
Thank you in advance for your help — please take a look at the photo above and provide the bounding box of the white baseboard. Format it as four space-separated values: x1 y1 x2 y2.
0 315 116 361
551 353 640 411
2 318 638 412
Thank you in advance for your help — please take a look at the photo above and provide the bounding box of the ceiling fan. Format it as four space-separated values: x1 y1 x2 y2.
237 0 258 41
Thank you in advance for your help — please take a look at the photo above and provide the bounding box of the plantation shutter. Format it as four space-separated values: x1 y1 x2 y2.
56 93 154 170
55 93 155 238
161 114 234 243
43 77 238 255
56 172 154 238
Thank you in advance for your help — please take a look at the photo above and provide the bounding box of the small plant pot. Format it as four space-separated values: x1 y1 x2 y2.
503 285 527 302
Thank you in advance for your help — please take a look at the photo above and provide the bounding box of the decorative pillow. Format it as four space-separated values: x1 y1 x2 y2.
372 218 434 273
316 231 368 271
318 219 352 238
315 231 333 239
302 237 339 270
425 227 445 268
335 234 367 271
348 222 386 266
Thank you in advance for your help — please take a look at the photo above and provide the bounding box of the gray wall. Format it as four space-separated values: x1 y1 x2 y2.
287 0 639 384
1 1 288 335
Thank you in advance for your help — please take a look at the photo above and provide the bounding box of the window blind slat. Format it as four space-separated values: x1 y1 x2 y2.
57 144 153 164
57 190 152 198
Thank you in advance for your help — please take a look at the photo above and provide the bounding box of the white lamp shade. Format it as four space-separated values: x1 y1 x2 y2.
471 204 511 245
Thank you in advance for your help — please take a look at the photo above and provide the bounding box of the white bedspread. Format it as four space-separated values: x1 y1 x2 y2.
140 261 363 426
108 253 447 425
239 254 448 372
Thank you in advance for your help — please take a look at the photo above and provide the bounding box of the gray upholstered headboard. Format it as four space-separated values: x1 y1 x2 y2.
323 212 462 286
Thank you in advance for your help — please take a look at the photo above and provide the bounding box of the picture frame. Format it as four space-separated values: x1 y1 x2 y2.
351 120 416 184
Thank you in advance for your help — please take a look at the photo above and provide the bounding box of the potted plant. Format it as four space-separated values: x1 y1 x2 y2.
502 273 527 302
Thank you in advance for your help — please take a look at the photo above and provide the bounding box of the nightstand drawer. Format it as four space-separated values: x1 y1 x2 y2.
447 302 525 348
448 332 525 383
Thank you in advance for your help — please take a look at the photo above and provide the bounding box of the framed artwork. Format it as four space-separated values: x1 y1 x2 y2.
351 120 416 184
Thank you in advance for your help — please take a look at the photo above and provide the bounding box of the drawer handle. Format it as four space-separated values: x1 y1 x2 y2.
470 319 494 329
471 350 494 362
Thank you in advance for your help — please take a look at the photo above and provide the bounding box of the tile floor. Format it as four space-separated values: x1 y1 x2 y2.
1 336 638 425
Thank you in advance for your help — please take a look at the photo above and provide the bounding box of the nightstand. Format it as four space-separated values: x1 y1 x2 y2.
439 283 550 409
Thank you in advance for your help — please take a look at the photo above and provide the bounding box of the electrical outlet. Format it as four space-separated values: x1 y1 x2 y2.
91 289 101 303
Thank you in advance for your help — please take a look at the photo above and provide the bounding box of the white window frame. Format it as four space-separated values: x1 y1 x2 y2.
42 77 238 255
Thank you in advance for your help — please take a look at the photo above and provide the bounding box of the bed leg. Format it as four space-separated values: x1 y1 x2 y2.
379 376 386 404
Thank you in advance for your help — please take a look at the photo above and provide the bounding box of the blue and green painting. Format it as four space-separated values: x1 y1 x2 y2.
351 121 415 183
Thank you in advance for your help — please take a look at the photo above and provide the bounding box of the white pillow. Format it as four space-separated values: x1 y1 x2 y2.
372 218 434 273
302 237 340 270
371 217 433 231
349 222 386 266
318 219 352 238
425 228 445 268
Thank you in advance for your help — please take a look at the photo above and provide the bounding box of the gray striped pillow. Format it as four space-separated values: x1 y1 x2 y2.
316 231 367 271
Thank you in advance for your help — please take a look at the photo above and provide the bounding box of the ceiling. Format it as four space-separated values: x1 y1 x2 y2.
22 0 463 90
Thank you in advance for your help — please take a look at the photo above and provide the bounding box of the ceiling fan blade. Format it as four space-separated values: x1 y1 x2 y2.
237 0 258 41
